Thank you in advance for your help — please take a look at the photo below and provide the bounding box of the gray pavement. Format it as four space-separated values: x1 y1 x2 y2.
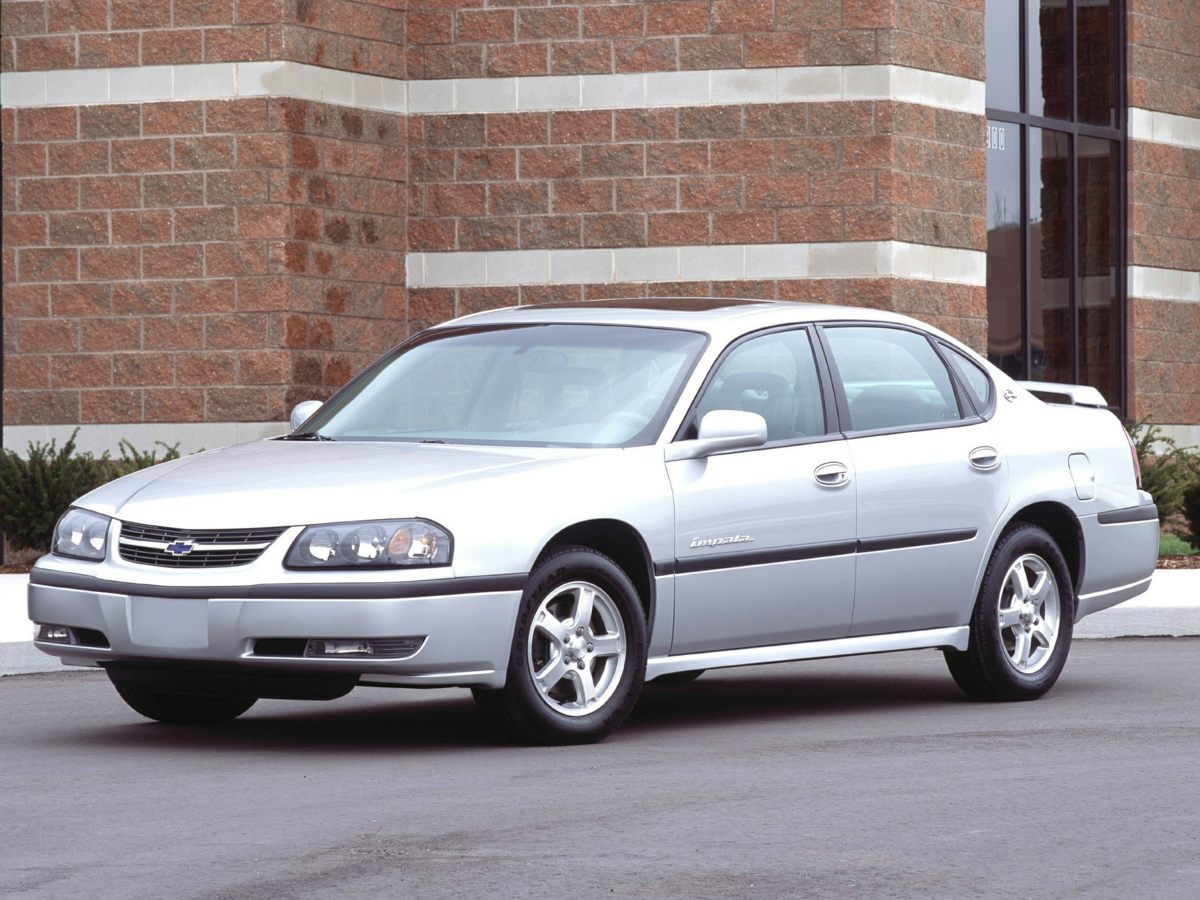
2 639 1198 899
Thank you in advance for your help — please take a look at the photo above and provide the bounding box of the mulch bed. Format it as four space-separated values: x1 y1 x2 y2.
1156 555 1200 570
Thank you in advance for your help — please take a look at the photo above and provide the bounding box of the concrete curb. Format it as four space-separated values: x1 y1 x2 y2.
4 570 1198 677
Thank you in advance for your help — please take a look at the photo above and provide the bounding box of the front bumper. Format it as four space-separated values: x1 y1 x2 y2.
28 571 524 690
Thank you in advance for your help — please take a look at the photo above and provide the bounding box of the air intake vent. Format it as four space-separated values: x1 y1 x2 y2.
118 521 286 568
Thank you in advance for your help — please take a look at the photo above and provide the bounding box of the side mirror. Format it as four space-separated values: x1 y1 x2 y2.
665 410 768 461
289 400 323 432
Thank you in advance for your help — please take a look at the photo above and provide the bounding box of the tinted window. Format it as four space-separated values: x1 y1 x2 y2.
824 327 961 431
693 329 826 443
944 345 993 413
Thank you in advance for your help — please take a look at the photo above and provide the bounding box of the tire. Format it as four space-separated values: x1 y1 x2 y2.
111 682 257 725
945 523 1074 701
473 546 647 745
651 669 705 686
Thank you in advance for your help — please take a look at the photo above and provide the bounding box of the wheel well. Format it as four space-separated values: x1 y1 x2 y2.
1007 502 1084 593
538 519 654 621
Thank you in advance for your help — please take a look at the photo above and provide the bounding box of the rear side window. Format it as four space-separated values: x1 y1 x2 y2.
824 326 962 431
942 344 993 414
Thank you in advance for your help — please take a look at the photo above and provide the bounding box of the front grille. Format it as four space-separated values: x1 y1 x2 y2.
118 521 287 568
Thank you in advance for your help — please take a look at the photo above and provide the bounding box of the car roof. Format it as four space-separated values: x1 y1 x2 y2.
444 297 957 345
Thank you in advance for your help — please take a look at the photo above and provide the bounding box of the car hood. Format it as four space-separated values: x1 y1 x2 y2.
78 439 601 529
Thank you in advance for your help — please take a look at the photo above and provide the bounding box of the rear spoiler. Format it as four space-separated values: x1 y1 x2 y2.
1016 381 1108 409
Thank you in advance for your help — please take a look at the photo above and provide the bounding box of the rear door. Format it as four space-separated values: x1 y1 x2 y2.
667 326 857 654
818 325 1009 636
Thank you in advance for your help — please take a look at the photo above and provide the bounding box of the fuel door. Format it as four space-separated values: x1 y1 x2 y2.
1068 452 1096 501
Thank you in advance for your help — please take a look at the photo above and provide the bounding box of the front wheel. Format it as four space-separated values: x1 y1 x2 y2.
945 523 1074 701
111 680 256 724
473 546 647 745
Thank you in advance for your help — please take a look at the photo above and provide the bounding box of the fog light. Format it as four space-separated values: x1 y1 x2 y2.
305 639 374 658
36 624 73 644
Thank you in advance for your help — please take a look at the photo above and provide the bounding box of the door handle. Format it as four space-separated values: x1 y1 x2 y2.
814 461 850 487
969 446 1000 471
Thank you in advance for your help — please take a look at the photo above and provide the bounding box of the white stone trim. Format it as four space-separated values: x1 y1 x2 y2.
1 62 984 115
2 421 287 457
1128 265 1200 303
407 242 986 288
1128 108 1200 151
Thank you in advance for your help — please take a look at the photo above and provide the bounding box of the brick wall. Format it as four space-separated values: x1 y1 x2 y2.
404 1 983 81
1126 0 1200 429
0 0 405 77
2 96 406 428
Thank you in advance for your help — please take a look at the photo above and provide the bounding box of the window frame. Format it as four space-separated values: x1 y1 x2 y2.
985 0 1127 415
815 322 987 440
671 324 843 451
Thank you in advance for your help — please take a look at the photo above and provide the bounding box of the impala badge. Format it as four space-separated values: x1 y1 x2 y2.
690 534 754 549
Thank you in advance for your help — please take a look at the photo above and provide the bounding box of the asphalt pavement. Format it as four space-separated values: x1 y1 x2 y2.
2 639 1197 899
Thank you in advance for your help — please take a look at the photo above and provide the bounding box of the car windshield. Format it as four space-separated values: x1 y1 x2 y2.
302 323 707 447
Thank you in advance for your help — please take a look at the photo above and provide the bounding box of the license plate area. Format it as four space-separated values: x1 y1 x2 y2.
127 597 208 649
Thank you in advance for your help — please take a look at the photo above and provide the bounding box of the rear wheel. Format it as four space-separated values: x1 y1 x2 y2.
473 546 647 745
945 523 1074 701
111 680 256 724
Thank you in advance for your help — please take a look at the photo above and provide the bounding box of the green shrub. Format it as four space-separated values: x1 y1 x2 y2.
1182 482 1200 551
0 429 181 553
1126 421 1200 521
1159 532 1198 557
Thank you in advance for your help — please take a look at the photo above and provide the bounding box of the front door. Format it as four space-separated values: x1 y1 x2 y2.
667 327 857 655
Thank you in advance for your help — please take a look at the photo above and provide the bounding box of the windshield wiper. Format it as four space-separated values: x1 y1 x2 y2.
281 431 335 441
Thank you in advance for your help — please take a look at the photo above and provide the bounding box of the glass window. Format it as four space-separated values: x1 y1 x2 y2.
824 327 961 431
986 0 1021 111
1029 128 1072 384
944 345 994 413
305 324 706 447
1027 0 1071 119
987 120 1023 377
1078 136 1119 403
693 329 826 442
1077 0 1116 127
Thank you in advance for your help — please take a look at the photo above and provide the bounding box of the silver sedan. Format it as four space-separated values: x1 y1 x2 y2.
30 299 1159 743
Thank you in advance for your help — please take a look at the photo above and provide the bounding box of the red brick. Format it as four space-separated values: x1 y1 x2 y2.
174 135 235 170
237 204 288 239
236 276 288 311
79 32 139 67
175 206 236 241
143 244 204 279
486 42 549 77
112 210 171 244
19 246 78 281
518 8 579 41
48 141 110 176
458 9 515 44
648 212 709 245
51 282 111 317
679 35 743 69
141 28 204 64
584 213 645 247
145 387 206 422
144 173 206 208
4 284 51 317
112 281 172 315
646 2 711 36
49 211 109 245
711 140 774 174
51 354 112 388
17 107 76 141
206 98 271 134
205 25 269 62
79 175 141 209
2 213 47 246
80 105 140 139
143 102 205 136
552 180 613 214
4 354 50 389
550 40 613 75
519 146 580 180
175 0 234 27
111 138 173 174
16 35 76 69
80 388 142 423
713 211 776 243
238 349 290 384
811 171 876 205
19 318 79 353
647 142 707 175
113 351 174 386
6 143 47 177
111 0 170 28
176 279 236 313
486 113 549 147
205 313 267 349
79 246 139 280
143 316 203 350
583 6 644 39
615 177 677 212
713 1 774 33
176 351 236 384
81 316 140 351
551 110 612 145
19 177 78 211
48 1 108 32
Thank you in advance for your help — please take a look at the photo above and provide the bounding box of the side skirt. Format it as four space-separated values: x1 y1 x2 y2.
645 626 970 679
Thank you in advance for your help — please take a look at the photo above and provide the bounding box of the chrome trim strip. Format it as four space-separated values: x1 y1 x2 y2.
646 626 970 678
118 537 274 552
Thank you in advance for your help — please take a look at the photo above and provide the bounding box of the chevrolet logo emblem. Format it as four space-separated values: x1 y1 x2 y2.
164 541 196 556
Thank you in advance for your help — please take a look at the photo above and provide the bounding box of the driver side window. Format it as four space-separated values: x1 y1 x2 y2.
692 328 827 443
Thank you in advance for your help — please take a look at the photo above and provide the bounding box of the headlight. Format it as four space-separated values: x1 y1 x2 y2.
285 519 452 569
53 508 111 561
